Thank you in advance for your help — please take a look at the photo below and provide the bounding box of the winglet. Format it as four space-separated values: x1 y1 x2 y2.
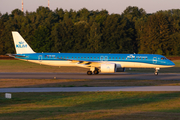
12 31 35 54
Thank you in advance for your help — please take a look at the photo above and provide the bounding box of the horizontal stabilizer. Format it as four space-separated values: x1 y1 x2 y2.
6 53 26 58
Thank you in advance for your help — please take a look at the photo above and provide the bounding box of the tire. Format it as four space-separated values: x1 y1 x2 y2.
94 70 99 75
154 72 158 76
87 71 92 75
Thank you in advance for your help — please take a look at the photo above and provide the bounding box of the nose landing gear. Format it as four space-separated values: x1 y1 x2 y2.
154 68 160 76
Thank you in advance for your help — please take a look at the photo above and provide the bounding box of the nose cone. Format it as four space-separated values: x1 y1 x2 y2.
168 60 175 66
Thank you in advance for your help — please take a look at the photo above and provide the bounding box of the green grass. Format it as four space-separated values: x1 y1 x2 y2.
0 92 180 120
0 60 88 73
0 60 180 73
173 60 180 67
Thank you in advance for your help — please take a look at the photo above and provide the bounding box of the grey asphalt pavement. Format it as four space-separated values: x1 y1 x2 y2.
1 86 180 92
0 72 180 80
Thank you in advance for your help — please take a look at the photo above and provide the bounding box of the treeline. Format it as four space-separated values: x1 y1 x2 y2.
0 6 180 55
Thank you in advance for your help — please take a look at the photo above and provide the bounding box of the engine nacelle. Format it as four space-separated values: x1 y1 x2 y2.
100 63 115 73
100 63 125 73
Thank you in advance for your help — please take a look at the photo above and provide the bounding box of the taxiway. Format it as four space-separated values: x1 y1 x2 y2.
0 72 180 80
1 86 180 92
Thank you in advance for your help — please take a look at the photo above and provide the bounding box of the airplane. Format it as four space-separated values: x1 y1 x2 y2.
8 31 175 75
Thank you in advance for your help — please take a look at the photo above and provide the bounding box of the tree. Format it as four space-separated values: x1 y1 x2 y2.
138 12 170 54
87 22 102 53
122 6 147 53
1 6 180 55
32 26 51 52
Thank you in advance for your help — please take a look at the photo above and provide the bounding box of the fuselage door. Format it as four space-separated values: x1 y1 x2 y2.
38 55 43 62
100 56 108 61
153 57 157 64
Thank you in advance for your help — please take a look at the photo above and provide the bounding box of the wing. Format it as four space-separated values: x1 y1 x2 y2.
57 58 104 68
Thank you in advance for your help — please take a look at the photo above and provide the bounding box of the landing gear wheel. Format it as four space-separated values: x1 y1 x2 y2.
87 71 92 75
94 70 99 75
154 72 158 76
154 68 160 76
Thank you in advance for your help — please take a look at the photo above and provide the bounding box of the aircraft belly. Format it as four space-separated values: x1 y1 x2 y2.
117 62 173 68
25 60 173 68
28 60 77 66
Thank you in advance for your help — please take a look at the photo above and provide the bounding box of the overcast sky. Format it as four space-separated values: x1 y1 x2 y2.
1 0 180 15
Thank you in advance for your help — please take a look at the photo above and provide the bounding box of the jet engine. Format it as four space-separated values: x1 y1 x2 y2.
100 63 116 73
100 63 125 73
115 64 126 72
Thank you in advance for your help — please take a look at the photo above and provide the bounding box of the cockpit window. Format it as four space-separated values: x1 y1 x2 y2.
161 57 167 60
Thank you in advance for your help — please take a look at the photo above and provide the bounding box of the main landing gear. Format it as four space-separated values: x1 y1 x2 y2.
154 68 160 76
87 70 99 75
94 70 99 75
87 67 99 75
87 71 92 75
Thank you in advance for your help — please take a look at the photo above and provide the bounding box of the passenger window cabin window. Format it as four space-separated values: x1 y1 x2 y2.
81 57 83 58
91 57 92 59
105 57 107 59
94 57 96 59
119 57 121 59
98 57 99 59
109 57 111 59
